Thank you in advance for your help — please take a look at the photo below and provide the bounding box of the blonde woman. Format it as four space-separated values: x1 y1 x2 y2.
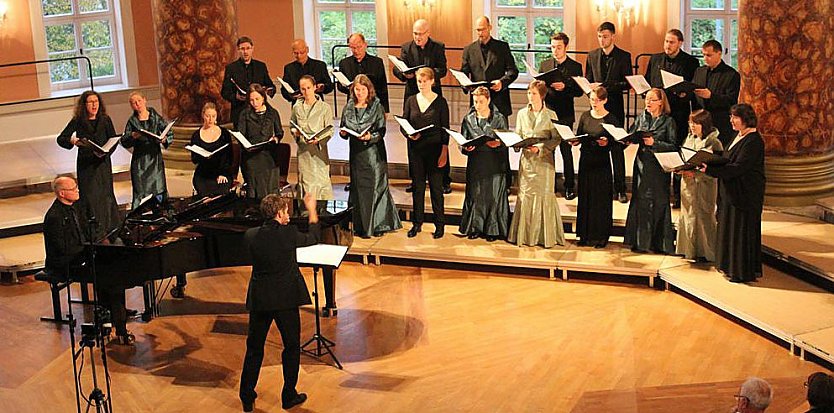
290 75 334 200
121 90 173 208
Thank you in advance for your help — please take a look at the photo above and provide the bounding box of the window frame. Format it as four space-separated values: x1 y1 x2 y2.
312 0 377 67
39 0 124 92
682 0 738 68
490 0 568 82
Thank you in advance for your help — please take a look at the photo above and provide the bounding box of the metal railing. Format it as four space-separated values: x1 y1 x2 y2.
326 43 617 119
0 56 95 107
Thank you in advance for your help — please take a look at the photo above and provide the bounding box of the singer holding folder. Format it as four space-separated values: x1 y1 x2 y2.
572 87 618 248
290 75 334 201
401 67 450 239
508 81 565 248
339 74 402 238
121 91 173 209
623 88 678 255
458 86 510 242
190 102 235 197
676 110 723 261
56 91 120 239
239 193 319 412
237 84 284 199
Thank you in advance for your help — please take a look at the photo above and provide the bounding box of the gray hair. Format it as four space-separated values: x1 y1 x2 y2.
740 377 772 410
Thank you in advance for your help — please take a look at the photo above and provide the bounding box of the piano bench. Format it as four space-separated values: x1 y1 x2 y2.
34 270 72 325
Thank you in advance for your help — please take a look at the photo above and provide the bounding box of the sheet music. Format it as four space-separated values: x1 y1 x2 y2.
341 125 372 138
523 60 539 77
449 68 496 88
230 130 268 149
185 143 229 158
276 77 295 93
444 128 469 146
387 55 423 73
296 244 349 268
626 75 651 95
601 124 629 141
85 136 121 153
331 69 351 87
654 151 686 172
393 116 433 136
495 130 524 147
660 70 684 89
572 76 599 94
140 119 176 142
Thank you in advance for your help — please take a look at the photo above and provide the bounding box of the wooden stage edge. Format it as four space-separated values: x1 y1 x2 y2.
345 219 834 369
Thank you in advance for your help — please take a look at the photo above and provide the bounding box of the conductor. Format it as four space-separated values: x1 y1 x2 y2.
239 192 320 412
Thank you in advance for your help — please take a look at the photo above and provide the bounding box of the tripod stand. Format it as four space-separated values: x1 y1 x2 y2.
301 266 342 369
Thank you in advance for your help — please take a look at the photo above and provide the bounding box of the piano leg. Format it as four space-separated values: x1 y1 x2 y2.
142 281 158 321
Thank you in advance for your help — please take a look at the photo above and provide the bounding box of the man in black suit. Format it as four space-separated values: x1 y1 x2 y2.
645 29 700 208
693 39 740 148
43 176 133 345
280 39 333 103
221 36 277 128
337 33 390 112
393 19 452 194
239 193 320 412
461 16 519 118
585 22 632 203
540 32 583 199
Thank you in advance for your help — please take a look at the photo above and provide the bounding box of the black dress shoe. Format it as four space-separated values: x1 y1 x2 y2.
577 240 588 247
359 233 371 239
467 233 479 239
405 184 413 193
242 400 254 412
564 190 576 200
618 192 628 203
373 231 384 237
407 225 422 238
344 183 351 191
282 393 307 410
321 307 332 318
594 241 608 249
485 235 497 242
443 185 452 194
126 308 139 317
432 228 444 239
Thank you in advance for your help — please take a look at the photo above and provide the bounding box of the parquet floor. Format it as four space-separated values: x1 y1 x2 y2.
0 262 826 412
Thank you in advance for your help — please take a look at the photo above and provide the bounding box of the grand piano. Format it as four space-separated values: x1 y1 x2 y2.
93 192 352 320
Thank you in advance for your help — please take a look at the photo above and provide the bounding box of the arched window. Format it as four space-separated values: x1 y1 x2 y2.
683 0 738 67
313 0 377 67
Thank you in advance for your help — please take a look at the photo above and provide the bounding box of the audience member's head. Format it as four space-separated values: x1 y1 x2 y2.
807 372 834 411
736 377 772 412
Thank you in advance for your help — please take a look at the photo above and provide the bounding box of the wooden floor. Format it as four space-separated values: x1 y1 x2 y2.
0 262 827 412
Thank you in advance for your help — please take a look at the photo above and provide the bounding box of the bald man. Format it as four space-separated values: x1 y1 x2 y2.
461 16 519 118
281 39 333 103
43 176 133 344
393 19 451 193
337 33 390 112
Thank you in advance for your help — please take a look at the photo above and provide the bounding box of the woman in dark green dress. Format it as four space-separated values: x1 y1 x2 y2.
339 74 401 238
121 91 173 208
458 86 509 242
623 88 678 254
237 83 284 199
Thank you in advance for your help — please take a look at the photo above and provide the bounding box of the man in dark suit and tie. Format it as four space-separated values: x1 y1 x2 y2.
221 36 277 128
645 29 700 208
393 19 452 194
461 16 520 118
585 22 632 203
693 39 740 148
280 39 333 103
239 193 320 412
540 32 583 200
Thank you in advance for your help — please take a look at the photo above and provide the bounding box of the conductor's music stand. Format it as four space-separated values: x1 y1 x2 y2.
298 244 348 370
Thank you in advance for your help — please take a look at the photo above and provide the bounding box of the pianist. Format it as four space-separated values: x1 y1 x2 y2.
239 192 320 412
43 176 134 345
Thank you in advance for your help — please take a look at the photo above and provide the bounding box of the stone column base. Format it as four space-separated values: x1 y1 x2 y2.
765 151 834 207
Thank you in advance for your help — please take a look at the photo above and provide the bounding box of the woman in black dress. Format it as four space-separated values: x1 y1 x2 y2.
56 91 120 239
623 88 678 254
237 83 283 199
702 103 765 282
458 86 509 242
572 86 618 248
401 67 450 239
190 102 235 197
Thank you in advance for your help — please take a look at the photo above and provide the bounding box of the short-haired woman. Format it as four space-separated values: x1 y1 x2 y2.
121 90 173 208
400 67 450 239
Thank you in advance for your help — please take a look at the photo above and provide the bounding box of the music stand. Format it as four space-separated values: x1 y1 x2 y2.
298 244 348 370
